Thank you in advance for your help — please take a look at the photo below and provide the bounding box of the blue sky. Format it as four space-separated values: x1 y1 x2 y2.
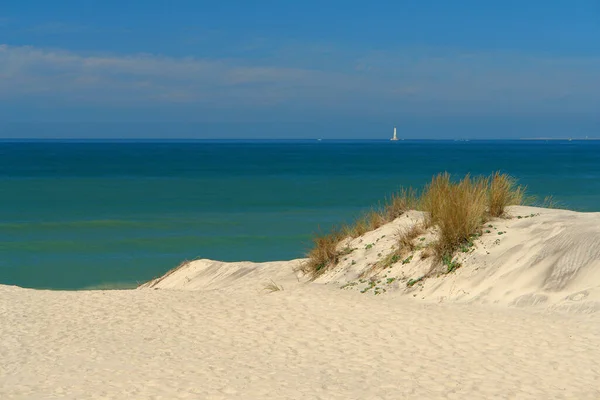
1 1 599 138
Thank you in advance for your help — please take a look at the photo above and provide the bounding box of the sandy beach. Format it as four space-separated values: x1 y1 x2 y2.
2 206 600 399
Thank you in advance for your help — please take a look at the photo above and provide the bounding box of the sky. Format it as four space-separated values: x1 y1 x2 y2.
1 0 599 139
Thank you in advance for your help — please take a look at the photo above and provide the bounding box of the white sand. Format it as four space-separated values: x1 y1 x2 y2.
143 206 600 313
2 206 600 399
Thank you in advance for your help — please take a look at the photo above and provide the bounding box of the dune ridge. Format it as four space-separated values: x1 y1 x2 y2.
142 206 600 314
3 205 600 398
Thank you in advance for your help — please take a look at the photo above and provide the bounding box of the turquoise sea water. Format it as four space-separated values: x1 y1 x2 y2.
2 140 600 290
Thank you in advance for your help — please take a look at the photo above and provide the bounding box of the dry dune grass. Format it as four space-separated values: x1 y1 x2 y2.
367 209 387 231
385 187 420 220
420 172 453 227
343 215 369 238
363 223 426 277
262 279 284 293
343 207 392 238
422 173 489 260
397 223 425 253
540 195 563 209
302 227 344 277
488 171 526 217
304 172 526 279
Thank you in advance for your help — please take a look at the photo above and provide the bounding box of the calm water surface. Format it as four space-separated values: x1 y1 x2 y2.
1 140 599 289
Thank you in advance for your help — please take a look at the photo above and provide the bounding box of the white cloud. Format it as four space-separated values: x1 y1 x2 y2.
0 45 332 107
0 44 599 115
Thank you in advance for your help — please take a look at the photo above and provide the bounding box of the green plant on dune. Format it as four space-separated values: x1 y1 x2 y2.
407 276 424 287
442 255 461 274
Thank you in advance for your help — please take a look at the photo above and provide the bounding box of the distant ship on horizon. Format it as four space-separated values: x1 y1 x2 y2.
390 127 399 141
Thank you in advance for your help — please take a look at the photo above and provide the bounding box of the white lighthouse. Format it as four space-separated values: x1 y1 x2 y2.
390 126 399 141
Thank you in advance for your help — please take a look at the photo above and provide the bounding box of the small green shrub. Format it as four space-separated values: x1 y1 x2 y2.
407 276 424 287
443 255 461 273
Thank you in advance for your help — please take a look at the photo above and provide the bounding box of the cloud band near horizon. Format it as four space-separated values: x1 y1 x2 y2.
1 43 599 118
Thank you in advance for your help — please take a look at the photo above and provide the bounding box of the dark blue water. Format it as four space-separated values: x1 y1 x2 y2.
1 140 599 289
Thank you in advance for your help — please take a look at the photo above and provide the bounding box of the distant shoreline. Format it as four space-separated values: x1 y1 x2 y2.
519 138 600 141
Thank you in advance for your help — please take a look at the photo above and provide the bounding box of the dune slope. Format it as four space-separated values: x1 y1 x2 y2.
3 206 600 399
144 206 600 313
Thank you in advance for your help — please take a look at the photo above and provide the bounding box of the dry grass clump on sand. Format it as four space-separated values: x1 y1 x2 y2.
343 202 407 238
488 171 526 217
303 172 526 279
304 189 420 278
540 195 563 210
421 173 489 261
397 223 426 253
378 223 426 270
301 227 345 277
262 279 284 293
421 171 525 263
420 172 453 228
343 215 369 238
385 187 420 220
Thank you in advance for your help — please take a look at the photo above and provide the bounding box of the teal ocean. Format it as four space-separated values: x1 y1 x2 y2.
2 140 600 290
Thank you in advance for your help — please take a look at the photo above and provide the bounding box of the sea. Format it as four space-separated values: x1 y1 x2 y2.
2 139 600 290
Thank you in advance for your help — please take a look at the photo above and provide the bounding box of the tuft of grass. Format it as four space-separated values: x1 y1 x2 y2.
420 247 433 260
302 226 344 279
343 215 370 238
262 279 284 293
339 246 354 256
344 208 388 238
374 223 425 271
344 187 421 239
367 209 387 231
541 195 563 209
420 172 452 228
422 173 489 261
397 224 425 253
303 171 532 281
488 171 526 217
384 187 419 220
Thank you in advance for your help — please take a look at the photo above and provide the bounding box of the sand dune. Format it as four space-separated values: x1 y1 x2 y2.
144 206 600 313
2 206 600 399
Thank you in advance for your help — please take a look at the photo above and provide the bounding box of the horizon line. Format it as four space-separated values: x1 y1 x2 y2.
0 138 599 142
